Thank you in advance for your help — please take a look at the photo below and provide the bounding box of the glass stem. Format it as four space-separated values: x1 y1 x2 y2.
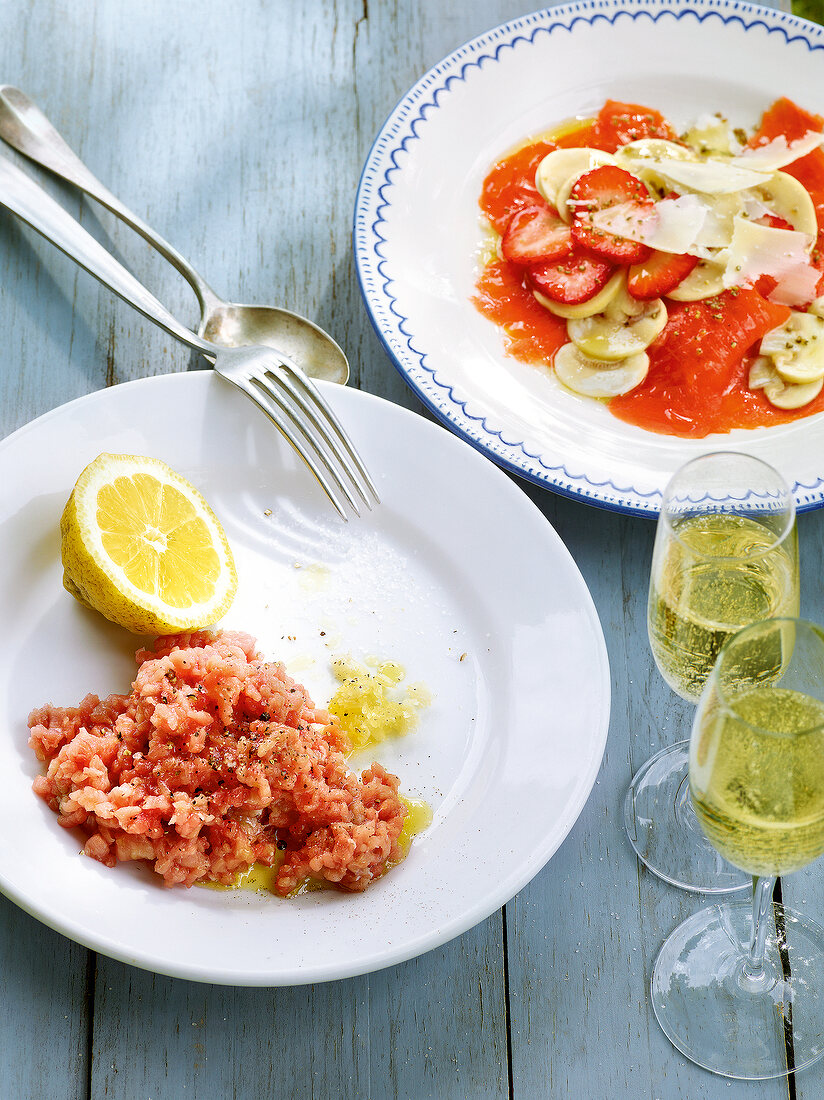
742 875 776 988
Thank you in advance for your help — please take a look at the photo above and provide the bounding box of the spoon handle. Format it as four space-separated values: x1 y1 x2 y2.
0 155 213 355
0 86 221 315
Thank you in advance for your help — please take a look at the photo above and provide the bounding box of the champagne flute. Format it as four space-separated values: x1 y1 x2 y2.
625 452 799 892
652 618 824 1079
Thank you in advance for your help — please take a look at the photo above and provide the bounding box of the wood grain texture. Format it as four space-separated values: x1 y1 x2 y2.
0 0 820 1098
0 895 90 1099
92 916 508 1100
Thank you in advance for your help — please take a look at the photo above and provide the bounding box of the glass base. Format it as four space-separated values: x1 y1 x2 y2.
624 741 749 893
652 899 824 1079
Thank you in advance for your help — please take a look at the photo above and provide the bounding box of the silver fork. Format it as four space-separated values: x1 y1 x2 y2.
0 155 378 519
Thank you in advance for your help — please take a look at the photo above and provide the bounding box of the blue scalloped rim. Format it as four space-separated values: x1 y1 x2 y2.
353 0 824 518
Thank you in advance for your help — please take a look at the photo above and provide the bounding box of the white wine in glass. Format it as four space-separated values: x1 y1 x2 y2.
693 685 824 876
653 618 824 1080
625 452 799 892
648 512 799 701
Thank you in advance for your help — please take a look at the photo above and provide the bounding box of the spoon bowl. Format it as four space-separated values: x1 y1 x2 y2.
0 85 349 385
200 302 348 383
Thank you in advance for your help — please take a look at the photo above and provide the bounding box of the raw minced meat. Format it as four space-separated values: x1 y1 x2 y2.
28 630 407 895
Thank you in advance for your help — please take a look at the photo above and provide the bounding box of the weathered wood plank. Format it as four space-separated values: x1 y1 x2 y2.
92 916 508 1100
0 896 89 1100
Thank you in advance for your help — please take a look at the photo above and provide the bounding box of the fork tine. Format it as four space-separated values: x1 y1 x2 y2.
226 375 354 520
265 363 380 507
244 374 363 518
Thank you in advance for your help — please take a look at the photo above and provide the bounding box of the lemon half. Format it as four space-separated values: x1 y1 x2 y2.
61 453 237 634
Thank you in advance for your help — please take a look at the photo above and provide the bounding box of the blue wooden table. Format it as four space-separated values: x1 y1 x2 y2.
1 2 821 1097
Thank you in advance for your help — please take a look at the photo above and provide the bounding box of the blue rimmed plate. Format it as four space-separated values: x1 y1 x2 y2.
354 0 824 516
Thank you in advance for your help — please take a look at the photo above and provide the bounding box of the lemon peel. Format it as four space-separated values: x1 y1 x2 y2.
60 452 237 635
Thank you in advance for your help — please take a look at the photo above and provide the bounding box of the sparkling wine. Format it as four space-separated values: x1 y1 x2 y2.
648 513 798 701
691 686 824 876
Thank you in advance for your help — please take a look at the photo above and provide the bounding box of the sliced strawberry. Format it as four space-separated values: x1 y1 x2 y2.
569 165 649 214
627 251 699 300
528 247 615 305
568 165 653 263
500 204 573 264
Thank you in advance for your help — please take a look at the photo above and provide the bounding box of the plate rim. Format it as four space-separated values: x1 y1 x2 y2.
353 0 824 519
0 371 611 985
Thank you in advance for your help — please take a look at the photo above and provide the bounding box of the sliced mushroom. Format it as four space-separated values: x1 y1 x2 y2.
567 298 667 361
553 343 650 397
753 172 818 241
681 117 738 157
760 311 824 385
667 260 727 301
603 283 647 323
749 355 823 409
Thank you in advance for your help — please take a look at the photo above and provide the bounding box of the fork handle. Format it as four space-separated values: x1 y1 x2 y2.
0 86 222 315
0 155 214 356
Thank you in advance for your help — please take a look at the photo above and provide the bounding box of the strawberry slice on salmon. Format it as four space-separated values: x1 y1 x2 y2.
568 165 653 263
501 204 573 264
528 247 615 305
628 251 700 299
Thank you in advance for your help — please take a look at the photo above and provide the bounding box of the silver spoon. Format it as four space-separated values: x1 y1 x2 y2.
0 85 349 385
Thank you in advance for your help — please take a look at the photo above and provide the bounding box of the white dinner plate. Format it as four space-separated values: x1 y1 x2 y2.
353 0 824 516
0 373 609 985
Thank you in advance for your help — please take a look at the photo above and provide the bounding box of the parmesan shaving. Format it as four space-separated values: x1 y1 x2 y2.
692 193 742 249
732 131 824 172
590 195 707 254
641 156 771 194
741 194 776 222
721 216 817 305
